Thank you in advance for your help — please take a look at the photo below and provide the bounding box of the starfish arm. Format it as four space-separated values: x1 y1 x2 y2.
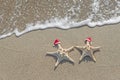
92 46 101 51
66 56 75 63
47 51 58 56
55 58 62 67
66 46 74 53
79 54 85 62
57 44 63 50
89 53 96 62
75 46 83 50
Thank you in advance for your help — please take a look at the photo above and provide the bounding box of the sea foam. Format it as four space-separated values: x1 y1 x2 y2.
0 16 120 39
0 0 120 39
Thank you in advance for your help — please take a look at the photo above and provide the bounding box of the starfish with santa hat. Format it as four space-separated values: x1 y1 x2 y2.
75 37 101 63
47 39 75 69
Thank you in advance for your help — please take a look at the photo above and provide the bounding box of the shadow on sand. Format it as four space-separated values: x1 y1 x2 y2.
46 54 74 70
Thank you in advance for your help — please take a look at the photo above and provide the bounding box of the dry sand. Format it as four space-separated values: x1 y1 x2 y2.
0 24 120 80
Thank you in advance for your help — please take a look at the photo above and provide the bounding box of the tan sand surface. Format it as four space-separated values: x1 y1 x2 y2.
0 24 120 80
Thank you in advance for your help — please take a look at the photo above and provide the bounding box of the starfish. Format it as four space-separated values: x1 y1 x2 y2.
47 39 74 68
75 37 100 63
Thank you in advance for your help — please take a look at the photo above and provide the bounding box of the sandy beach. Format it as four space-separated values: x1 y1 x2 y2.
0 24 120 80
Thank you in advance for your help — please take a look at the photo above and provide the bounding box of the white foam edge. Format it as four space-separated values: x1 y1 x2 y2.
0 16 120 39
0 18 90 39
88 16 120 27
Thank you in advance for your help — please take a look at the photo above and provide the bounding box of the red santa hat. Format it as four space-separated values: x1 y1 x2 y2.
54 39 61 45
85 37 92 42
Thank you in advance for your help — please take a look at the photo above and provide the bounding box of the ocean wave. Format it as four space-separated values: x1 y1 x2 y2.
0 0 119 39
0 16 120 39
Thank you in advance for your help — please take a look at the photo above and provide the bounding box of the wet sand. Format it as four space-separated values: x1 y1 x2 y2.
0 24 120 80
0 0 119 35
